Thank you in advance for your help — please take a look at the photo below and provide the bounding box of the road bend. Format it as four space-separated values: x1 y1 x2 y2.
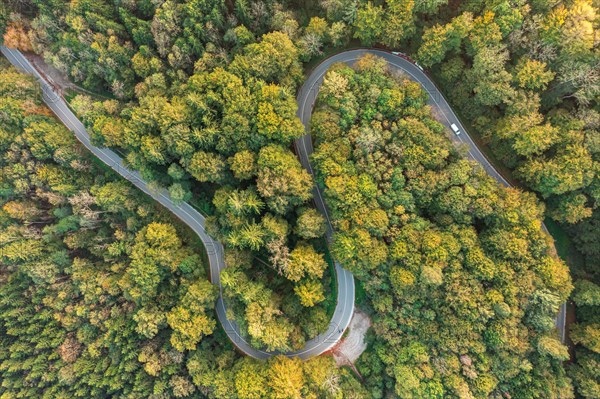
2 46 564 360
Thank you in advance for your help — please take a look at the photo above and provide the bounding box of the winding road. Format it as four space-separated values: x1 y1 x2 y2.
1 46 566 360
297 49 565 344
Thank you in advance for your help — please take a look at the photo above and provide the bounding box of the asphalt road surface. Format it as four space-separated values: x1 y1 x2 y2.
1 45 565 360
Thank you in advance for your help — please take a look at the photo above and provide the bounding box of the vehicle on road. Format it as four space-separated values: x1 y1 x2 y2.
450 123 461 135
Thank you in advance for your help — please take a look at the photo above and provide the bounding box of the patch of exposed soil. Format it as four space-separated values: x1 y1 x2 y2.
332 309 371 367
24 53 75 94
24 52 114 101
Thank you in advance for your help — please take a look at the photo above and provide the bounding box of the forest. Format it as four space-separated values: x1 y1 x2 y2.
0 60 366 398
312 55 572 398
1 0 599 397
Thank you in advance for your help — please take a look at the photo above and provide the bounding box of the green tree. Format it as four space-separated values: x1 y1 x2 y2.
353 2 384 46
256 84 304 145
167 280 218 351
572 324 600 354
515 58 555 90
549 193 593 224
229 31 303 87
294 279 326 307
572 280 600 306
186 150 228 183
267 356 304 399
285 243 327 282
233 358 269 399
257 145 313 214
569 350 600 399
382 0 415 48
517 145 594 197
295 208 327 239
537 336 570 361
229 150 257 180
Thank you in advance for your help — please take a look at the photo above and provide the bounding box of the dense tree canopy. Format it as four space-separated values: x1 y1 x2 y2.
569 280 600 399
2 0 598 396
413 0 598 264
0 60 218 397
0 60 366 399
56 24 335 351
312 55 573 398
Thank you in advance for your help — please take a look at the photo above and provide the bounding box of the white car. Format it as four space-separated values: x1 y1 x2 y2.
450 123 461 135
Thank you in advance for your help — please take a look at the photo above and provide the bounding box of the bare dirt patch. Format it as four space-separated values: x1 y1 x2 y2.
24 53 75 94
24 53 106 99
332 309 371 367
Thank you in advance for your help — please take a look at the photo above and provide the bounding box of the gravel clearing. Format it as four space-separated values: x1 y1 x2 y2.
332 309 371 366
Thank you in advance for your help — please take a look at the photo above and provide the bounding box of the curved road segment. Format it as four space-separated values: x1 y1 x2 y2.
1 46 565 360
